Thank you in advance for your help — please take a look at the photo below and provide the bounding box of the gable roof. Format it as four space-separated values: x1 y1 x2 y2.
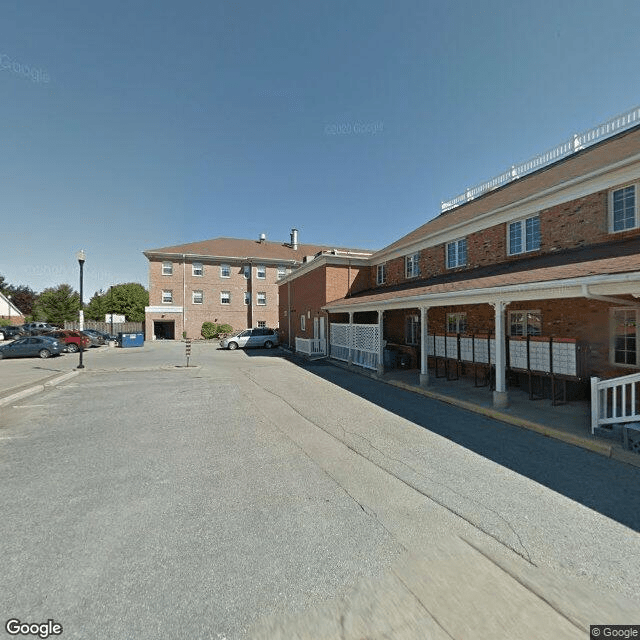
376 124 640 260
144 237 374 262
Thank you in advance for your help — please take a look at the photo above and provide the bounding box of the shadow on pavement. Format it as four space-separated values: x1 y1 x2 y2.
293 357 640 534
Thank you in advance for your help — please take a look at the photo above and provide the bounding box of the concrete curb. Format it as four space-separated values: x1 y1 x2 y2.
318 358 640 469
0 370 81 407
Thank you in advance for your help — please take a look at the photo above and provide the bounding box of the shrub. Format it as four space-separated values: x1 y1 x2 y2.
201 322 217 340
0 319 11 326
216 324 233 335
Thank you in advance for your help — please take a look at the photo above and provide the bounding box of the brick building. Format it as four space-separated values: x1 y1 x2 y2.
144 230 371 340
283 106 640 409
0 292 24 326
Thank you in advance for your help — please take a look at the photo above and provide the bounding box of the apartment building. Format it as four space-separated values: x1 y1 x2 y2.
284 106 640 409
144 230 370 340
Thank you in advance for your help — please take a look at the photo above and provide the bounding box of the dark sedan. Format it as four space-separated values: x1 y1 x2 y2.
0 336 65 359
0 326 23 340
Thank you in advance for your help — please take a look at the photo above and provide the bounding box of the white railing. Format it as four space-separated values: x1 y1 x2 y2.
330 323 380 371
591 372 640 434
295 337 326 356
442 105 640 212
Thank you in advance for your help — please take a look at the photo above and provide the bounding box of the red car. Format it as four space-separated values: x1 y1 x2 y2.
42 330 91 353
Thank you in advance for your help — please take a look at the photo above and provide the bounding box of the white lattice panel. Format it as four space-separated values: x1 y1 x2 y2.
529 341 551 373
473 337 494 364
459 337 474 362
552 342 577 377
427 339 434 356
330 323 350 348
446 336 458 358
331 344 349 362
352 324 379 353
435 336 446 357
509 340 528 370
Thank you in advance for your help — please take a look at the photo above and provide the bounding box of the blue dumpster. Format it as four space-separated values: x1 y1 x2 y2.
119 332 144 348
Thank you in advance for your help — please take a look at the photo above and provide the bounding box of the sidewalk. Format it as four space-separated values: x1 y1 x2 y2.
322 358 640 469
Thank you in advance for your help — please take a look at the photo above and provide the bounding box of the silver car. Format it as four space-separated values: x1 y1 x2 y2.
220 328 279 350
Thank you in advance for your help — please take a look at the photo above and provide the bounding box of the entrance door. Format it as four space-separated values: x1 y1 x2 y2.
319 317 325 342
313 317 319 339
154 321 175 340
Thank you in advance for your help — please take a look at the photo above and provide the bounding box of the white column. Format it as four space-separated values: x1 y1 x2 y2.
493 300 508 408
347 312 353 366
377 310 384 376
420 306 429 386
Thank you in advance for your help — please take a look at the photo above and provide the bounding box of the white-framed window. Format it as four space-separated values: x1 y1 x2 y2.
243 265 251 279
447 312 467 334
508 310 542 336
192 290 203 304
610 184 638 232
611 308 638 367
300 315 306 331
162 261 173 276
446 239 467 269
256 264 266 279
162 290 173 303
257 320 266 328
257 292 266 305
244 292 251 305
508 216 540 255
277 265 287 279
220 291 231 305
220 264 231 278
376 264 386 285
192 262 203 276
405 314 419 345
405 253 420 278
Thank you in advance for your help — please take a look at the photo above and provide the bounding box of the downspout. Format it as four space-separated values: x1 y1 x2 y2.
182 255 186 339
581 285 640 307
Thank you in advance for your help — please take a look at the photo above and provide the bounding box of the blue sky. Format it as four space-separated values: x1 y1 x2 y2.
2 0 640 298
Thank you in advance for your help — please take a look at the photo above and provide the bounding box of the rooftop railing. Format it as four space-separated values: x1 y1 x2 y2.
441 105 640 213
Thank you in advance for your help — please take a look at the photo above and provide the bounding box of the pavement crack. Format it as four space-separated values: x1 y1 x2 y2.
245 370 534 565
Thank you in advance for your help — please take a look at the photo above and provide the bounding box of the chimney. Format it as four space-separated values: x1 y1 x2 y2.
259 233 266 243
290 228 298 250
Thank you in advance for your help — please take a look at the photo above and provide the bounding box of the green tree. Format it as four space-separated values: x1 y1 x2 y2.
32 284 80 325
106 283 149 322
85 291 109 321
4 285 38 316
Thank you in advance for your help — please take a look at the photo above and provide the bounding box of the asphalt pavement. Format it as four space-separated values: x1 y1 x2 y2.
0 341 638 639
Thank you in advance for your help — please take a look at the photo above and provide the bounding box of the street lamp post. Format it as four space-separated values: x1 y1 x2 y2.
76 250 86 369
7 294 11 325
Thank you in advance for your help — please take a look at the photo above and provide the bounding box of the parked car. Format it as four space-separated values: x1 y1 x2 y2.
42 330 91 353
220 328 279 350
82 329 114 345
80 329 105 346
0 335 65 359
21 322 59 335
0 325 23 340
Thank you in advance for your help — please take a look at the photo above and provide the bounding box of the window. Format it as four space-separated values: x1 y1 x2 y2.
300 315 306 331
162 261 173 275
508 310 542 336
277 265 287 279
447 312 467 334
244 292 251 305
376 264 386 285
256 264 266 279
162 290 173 303
508 216 540 255
257 321 266 328
257 292 266 305
610 184 637 232
243 265 250 279
192 262 203 276
405 315 419 345
220 291 231 305
446 239 467 269
220 264 231 278
611 309 638 366
405 253 420 278
192 290 203 304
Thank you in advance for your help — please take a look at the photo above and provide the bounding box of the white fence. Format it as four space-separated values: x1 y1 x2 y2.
295 337 326 356
441 105 640 212
591 372 640 434
330 323 380 371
